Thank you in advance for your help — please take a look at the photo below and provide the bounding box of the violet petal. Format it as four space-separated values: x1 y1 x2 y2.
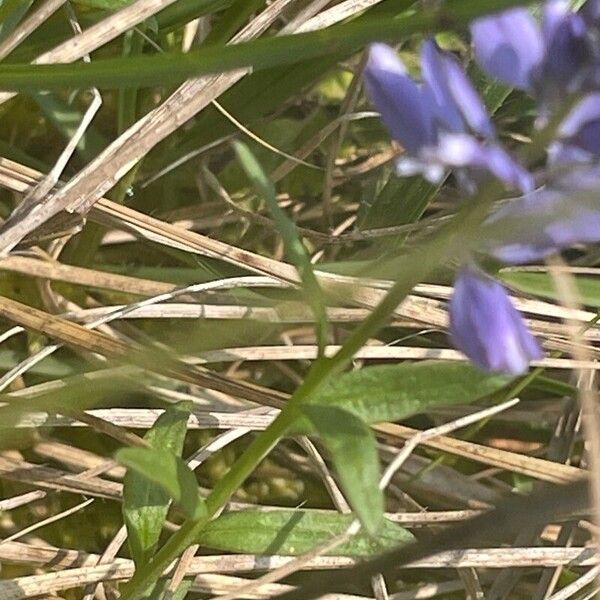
421 39 494 138
559 93 600 155
364 43 437 154
471 8 544 90
485 179 600 264
449 267 543 375
434 135 533 193
542 5 590 89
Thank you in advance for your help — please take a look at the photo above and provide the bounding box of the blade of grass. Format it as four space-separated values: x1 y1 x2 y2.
234 141 329 355
0 0 530 91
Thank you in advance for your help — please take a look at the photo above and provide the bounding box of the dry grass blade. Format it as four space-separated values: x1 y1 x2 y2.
10 409 277 431
0 0 419 263
190 574 297 600
9 406 587 484
281 0 333 33
0 491 47 511
0 455 122 499
60 305 383 324
1 0 595 596
0 541 104 569
1 158 576 341
0 294 287 407
293 0 387 33
0 256 176 296
0 0 66 60
5 96 103 234
81 525 128 600
0 0 299 254
187 345 600 370
33 441 125 479
378 399 521 490
375 422 585 485
0 548 598 600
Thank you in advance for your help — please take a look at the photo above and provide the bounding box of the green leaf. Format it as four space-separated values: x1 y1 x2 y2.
200 509 414 556
119 447 205 521
293 361 510 431
500 270 600 309
300 405 383 535
0 0 531 91
71 0 133 9
120 402 199 566
234 140 329 354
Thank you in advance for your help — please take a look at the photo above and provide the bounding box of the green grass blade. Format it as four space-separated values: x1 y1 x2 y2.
0 0 529 91
300 405 384 535
234 140 329 355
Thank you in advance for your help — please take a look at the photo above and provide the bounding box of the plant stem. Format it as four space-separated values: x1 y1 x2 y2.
120 183 499 600
120 21 572 600
120 403 299 599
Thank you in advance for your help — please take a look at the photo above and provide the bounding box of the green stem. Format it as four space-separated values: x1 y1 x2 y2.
120 20 574 600
120 405 300 599
120 183 499 600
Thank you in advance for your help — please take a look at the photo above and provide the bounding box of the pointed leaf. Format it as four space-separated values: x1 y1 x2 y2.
120 402 197 566
292 361 510 432
119 447 205 522
200 509 414 556
300 405 383 535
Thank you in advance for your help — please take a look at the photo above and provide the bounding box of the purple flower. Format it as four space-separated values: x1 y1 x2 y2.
421 39 494 137
449 267 543 375
471 8 544 90
430 134 534 193
541 4 590 95
554 93 600 158
364 42 532 192
484 166 600 263
363 43 437 155
471 2 592 98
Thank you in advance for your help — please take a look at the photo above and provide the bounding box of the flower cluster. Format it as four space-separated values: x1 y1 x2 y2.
364 41 533 192
364 0 600 375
